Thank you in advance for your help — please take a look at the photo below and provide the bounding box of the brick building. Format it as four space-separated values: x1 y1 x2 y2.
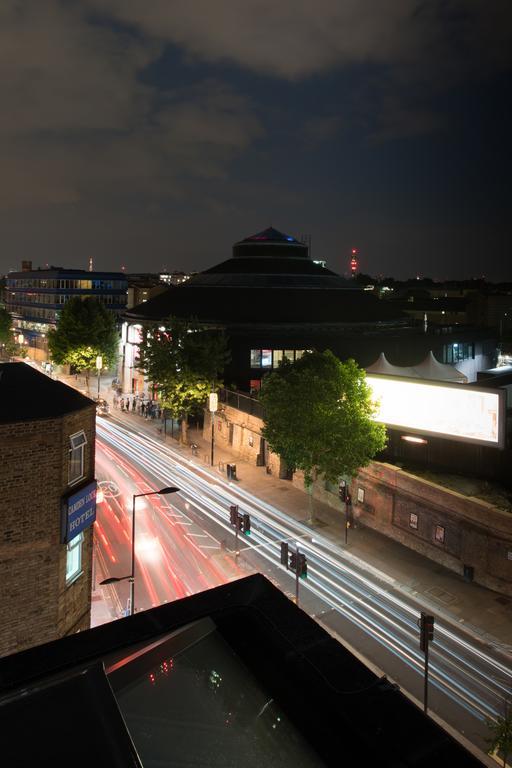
0 363 97 657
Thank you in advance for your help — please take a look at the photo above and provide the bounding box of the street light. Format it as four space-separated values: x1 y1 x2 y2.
95 355 103 400
208 391 218 467
100 485 180 616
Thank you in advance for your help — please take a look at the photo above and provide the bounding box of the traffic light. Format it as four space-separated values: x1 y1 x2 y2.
420 612 435 651
297 552 308 579
229 504 238 526
280 541 289 567
289 550 298 572
338 482 347 502
242 513 251 535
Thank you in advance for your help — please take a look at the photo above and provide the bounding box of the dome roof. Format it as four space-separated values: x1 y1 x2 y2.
232 227 309 260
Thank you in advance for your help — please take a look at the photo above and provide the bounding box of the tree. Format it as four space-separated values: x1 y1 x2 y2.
259 351 387 518
137 316 230 442
0 307 20 360
48 297 119 384
487 697 512 768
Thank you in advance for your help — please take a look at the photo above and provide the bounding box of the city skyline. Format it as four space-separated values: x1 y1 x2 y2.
1 2 511 280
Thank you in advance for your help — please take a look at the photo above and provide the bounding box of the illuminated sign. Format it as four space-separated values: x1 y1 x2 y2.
367 375 505 448
61 480 97 543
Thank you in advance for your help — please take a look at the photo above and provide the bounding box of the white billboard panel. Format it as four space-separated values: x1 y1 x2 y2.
367 375 504 447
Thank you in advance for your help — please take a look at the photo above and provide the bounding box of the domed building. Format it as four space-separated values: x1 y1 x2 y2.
122 228 491 392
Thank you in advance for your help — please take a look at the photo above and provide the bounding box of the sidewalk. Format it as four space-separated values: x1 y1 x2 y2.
71 371 512 650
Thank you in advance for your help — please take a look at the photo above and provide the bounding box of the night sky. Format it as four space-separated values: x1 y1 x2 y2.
1 2 511 280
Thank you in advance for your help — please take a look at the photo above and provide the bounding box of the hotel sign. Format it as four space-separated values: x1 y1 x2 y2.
61 480 97 543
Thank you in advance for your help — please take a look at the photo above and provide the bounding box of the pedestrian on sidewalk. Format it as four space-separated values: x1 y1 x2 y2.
120 397 125 412
140 400 145 417
132 396 136 412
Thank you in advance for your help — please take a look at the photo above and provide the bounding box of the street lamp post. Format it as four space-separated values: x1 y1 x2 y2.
209 391 218 468
100 485 180 615
95 355 103 400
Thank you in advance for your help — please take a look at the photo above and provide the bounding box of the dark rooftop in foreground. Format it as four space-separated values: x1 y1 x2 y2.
0 575 483 767
0 362 94 423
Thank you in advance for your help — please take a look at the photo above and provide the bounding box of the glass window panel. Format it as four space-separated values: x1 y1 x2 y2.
66 533 83 584
250 349 261 368
283 350 294 361
294 350 304 360
273 350 283 368
261 349 272 368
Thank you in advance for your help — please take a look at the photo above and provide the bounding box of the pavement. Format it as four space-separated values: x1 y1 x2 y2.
60 371 512 651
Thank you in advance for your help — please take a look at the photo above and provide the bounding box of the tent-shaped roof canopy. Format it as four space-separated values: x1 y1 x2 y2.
412 351 468 383
365 353 419 379
366 351 468 383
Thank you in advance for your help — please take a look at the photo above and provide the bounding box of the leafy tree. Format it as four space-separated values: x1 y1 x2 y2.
259 351 387 518
137 316 230 442
48 297 119 383
487 698 512 768
0 307 22 360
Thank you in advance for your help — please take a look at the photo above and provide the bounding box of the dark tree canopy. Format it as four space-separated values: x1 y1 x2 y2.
259 350 387 485
137 316 230 438
0 306 11 343
48 297 119 372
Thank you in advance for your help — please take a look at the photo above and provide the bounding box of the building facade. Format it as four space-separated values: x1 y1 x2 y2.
3 265 127 362
0 363 97 657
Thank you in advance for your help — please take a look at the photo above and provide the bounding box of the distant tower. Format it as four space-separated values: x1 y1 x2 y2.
350 248 359 277
88 257 93 272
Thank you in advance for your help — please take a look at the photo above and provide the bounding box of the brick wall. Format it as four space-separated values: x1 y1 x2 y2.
0 405 95 657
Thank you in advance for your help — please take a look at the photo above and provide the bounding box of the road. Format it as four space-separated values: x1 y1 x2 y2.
95 416 512 759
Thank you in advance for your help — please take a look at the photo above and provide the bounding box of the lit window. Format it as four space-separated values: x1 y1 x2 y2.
261 349 272 368
273 350 283 368
283 350 294 361
69 431 87 485
250 349 261 368
295 350 304 360
66 532 84 584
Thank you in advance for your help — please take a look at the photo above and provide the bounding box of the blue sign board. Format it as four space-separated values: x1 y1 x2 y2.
62 480 97 543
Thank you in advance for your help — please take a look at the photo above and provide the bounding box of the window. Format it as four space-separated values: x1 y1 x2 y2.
409 513 418 530
434 524 445 544
261 349 272 368
250 349 261 368
357 487 365 503
69 431 87 485
273 350 283 368
66 532 84 584
442 342 474 364
283 350 294 362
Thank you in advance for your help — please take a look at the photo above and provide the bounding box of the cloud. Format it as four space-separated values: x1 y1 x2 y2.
86 0 512 80
0 2 262 209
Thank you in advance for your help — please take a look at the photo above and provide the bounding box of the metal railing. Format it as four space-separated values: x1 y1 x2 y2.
219 388 265 419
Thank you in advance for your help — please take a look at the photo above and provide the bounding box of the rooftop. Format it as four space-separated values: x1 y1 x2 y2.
0 362 94 423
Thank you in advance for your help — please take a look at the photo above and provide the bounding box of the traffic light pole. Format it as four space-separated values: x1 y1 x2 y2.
235 523 239 561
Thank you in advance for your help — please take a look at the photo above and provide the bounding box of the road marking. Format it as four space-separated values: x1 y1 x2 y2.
187 533 209 538
198 545 219 550
176 520 192 526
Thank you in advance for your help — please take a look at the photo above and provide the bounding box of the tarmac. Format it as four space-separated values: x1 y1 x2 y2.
61 371 512 652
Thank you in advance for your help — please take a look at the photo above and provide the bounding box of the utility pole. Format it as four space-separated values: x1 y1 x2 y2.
419 612 435 714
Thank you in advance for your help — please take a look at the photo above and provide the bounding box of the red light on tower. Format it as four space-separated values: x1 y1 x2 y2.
350 248 359 276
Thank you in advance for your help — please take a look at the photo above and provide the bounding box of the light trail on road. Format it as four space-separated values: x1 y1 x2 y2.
95 416 512 755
